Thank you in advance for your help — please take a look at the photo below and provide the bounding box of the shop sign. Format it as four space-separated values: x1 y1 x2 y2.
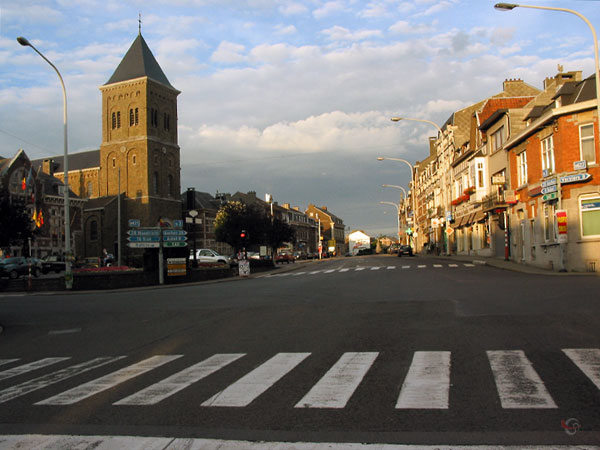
492 175 506 185
556 210 568 244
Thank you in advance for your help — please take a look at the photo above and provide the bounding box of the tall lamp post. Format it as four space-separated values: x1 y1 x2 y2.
377 157 416 249
494 3 600 129
380 201 401 244
18 36 72 289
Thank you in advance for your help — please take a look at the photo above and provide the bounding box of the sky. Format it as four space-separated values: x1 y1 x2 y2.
1 0 599 237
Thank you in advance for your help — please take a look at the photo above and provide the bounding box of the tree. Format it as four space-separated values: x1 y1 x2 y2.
265 217 296 255
0 197 36 253
215 201 265 251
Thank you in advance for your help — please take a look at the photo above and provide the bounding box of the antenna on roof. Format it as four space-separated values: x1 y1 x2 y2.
138 12 142 35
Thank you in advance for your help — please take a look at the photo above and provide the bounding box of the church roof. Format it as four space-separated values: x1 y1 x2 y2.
105 33 176 90
31 149 100 173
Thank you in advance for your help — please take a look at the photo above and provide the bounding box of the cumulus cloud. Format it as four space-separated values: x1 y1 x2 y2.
389 20 435 35
320 26 383 42
313 1 345 19
211 41 246 63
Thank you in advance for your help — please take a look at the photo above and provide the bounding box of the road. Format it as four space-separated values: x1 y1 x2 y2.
0 254 599 449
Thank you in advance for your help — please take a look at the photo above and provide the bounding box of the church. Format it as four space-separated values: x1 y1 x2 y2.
31 32 182 263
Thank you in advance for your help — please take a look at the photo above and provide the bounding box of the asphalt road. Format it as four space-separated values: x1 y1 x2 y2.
0 254 599 448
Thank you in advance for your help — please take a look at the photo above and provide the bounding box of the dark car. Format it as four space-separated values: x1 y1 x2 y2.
397 245 414 257
357 248 373 256
0 257 42 279
41 254 66 274
276 252 295 264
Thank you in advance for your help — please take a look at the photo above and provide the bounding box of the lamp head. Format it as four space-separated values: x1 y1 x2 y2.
17 36 31 47
390 117 403 122
494 3 518 11
377 157 385 161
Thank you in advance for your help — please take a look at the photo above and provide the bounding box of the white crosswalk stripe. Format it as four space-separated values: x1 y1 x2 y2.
0 357 70 382
396 351 451 409
262 264 478 279
0 349 596 411
202 353 310 407
487 350 557 409
115 353 245 405
0 359 19 368
295 352 378 408
36 355 181 405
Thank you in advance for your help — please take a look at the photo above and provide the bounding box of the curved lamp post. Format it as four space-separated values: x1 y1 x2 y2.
17 36 72 289
380 201 401 243
494 3 600 132
390 117 443 136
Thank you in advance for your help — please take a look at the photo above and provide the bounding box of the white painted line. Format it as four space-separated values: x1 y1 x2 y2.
418 265 427 269
339 268 350 272
295 352 378 409
487 350 557 409
433 264 443 268
563 348 600 390
449 264 458 267
115 353 245 405
293 272 306 276
0 359 19 368
355 267 365 271
396 351 451 409
0 435 595 450
324 269 336 273
387 266 396 270
464 263 475 267
402 265 411 269
202 353 310 407
370 266 381 270
309 270 322 275
0 357 70 382
36 355 182 405
48 328 82 335
0 357 125 404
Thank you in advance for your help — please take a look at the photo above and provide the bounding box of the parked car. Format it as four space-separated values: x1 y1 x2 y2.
293 251 307 260
189 249 231 265
276 252 295 264
0 257 42 279
397 245 414 257
356 248 373 256
41 254 66 274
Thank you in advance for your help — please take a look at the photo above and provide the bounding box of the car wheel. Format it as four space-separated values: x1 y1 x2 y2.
9 270 19 279
33 268 41 277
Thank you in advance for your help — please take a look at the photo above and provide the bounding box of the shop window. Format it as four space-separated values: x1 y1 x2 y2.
580 196 600 237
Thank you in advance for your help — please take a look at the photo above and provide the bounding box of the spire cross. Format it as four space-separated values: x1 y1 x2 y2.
138 12 142 34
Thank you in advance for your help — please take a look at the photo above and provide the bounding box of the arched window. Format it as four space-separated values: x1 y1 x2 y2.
90 220 98 241
167 174 173 197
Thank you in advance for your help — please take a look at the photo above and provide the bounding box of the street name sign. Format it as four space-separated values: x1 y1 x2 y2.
128 219 140 227
541 177 557 188
127 236 160 242
128 229 161 236
128 242 160 248
163 230 187 236
541 185 558 195
163 241 187 248
560 173 591 184
163 236 187 242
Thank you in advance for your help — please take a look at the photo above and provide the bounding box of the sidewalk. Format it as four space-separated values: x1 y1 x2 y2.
421 252 597 276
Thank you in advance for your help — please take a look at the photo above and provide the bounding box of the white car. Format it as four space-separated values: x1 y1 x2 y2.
189 249 231 265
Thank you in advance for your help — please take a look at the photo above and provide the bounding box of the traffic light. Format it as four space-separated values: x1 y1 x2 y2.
240 230 247 239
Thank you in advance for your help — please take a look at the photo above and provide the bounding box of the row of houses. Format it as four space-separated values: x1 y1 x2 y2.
405 70 599 272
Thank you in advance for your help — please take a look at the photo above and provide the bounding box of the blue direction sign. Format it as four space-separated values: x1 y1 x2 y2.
560 173 591 184
127 236 161 242
128 229 161 236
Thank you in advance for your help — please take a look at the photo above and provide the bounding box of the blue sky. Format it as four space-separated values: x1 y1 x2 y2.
1 0 599 236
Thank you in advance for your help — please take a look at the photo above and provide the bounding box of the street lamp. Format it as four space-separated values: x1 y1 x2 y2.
390 117 443 136
494 3 600 131
18 36 73 289
382 184 407 199
380 201 401 243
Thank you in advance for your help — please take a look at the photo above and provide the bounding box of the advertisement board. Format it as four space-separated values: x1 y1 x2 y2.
556 210 568 244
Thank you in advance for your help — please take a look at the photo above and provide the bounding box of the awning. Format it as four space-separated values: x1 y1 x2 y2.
473 209 486 223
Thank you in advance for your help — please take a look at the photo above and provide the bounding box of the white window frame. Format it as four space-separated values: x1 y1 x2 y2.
579 194 600 238
517 151 528 186
491 125 505 153
580 123 596 165
541 135 555 175
476 161 485 189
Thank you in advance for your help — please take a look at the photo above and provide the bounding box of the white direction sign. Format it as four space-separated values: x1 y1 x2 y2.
128 229 161 236
128 242 160 248
541 185 558 195
560 173 591 184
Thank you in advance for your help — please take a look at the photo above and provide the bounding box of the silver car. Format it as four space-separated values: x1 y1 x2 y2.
189 249 231 265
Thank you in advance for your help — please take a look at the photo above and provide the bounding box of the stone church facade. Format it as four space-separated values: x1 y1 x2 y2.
32 32 182 263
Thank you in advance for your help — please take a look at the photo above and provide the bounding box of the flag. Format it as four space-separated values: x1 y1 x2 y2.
21 177 26 191
32 209 38 224
26 166 33 189
39 210 44 226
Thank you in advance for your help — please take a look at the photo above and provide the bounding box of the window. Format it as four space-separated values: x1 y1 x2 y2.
90 220 98 241
476 161 485 189
164 113 171 130
580 196 600 237
517 151 528 186
111 112 116 130
167 174 174 197
112 157 116 168
580 124 596 164
86 181 93 198
132 155 137 165
491 126 505 153
543 203 555 242
129 108 139 126
541 135 555 175
116 111 121 128
151 108 158 127
153 172 159 195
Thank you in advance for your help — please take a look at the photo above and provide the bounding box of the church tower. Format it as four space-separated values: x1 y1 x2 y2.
99 32 181 226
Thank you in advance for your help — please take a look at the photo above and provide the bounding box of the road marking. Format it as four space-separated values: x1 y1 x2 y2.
202 353 310 407
449 264 458 267
464 263 475 267
355 267 365 271
0 359 20 368
293 272 306 276
418 265 426 269
0 357 70 382
324 269 336 273
402 265 411 269
115 354 245 405
433 264 443 268
339 268 350 272
48 328 82 335
563 348 600 390
387 266 396 270
295 352 378 409
396 351 451 409
36 355 182 405
0 357 124 404
487 350 557 409
370 266 381 270
309 270 322 275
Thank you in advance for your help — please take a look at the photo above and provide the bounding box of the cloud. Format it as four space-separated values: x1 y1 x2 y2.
211 41 246 63
279 2 308 15
274 24 298 35
313 1 345 19
389 20 434 35
320 26 383 42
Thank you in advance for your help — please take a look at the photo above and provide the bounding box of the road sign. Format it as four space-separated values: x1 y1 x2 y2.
541 185 558 195
445 226 454 236
128 229 161 236
127 236 160 242
560 173 591 184
173 220 183 228
542 192 558 202
163 241 187 248
127 242 160 248
541 177 557 188
128 219 140 227
573 160 587 170
163 230 187 236
167 258 186 276
163 236 187 242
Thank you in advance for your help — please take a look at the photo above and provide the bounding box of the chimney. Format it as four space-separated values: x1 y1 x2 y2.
321 206 327 211
42 159 54 176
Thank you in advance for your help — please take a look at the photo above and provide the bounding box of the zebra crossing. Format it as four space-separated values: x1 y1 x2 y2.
0 348 598 410
260 262 477 278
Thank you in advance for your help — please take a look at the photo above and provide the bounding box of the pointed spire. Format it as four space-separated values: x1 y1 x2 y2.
105 33 177 91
